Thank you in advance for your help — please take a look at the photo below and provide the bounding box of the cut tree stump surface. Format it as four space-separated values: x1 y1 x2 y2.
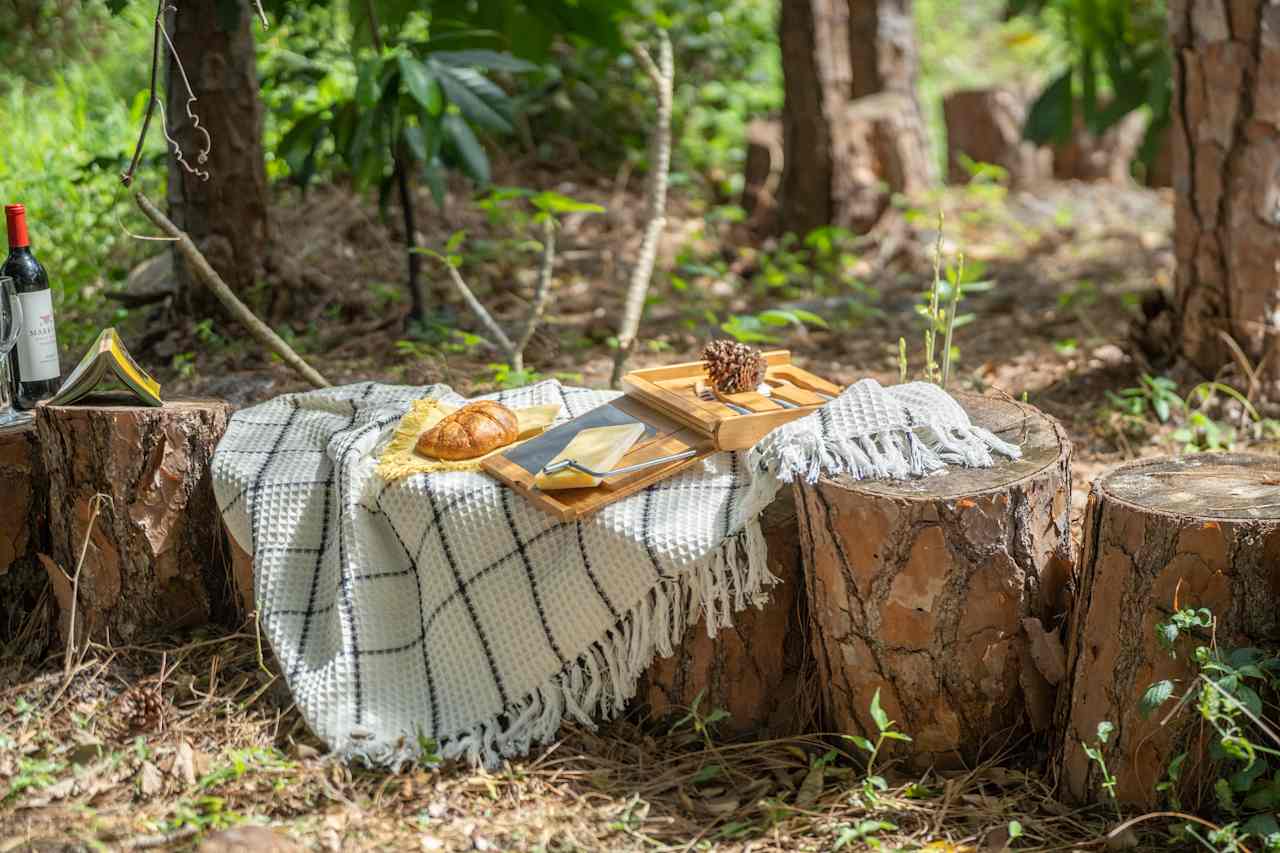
797 394 1073 768
37 397 235 645
1055 453 1280 809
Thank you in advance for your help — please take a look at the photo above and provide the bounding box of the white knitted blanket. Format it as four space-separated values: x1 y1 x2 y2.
212 377 1018 767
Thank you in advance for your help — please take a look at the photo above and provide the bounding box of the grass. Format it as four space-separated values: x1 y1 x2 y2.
0 624 1119 851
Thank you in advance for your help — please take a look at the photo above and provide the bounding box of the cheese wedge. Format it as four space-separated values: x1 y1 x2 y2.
533 423 647 490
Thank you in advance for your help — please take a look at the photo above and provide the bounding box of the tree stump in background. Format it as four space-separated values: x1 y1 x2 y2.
1051 104 1147 184
36 398 234 645
1055 453 1280 809
740 119 783 234
0 422 50 656
639 493 818 737
942 88 1051 187
797 395 1073 769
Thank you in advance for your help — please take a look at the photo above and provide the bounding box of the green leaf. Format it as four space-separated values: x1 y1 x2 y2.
691 764 721 784
443 114 490 184
845 735 875 754
1140 680 1175 718
433 64 513 133
356 58 382 109
1024 70 1074 146
1008 820 1024 840
788 308 830 328
399 57 443 116
531 191 605 214
869 689 890 732
402 125 429 163
881 731 912 742
445 231 467 253
1096 721 1114 745
427 50 537 73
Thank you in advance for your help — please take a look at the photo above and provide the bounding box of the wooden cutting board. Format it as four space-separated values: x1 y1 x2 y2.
482 395 714 521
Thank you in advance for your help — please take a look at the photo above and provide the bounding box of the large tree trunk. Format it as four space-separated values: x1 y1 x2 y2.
1169 0 1280 392
778 0 932 236
1054 453 1280 810
166 0 269 318
796 395 1073 770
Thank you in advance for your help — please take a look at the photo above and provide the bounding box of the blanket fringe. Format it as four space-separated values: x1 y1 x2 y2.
338 519 776 770
768 424 1019 486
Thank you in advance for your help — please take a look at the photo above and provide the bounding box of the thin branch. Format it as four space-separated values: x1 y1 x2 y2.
251 0 269 28
511 217 557 373
121 0 166 187
438 262 516 357
134 191 331 389
610 30 674 388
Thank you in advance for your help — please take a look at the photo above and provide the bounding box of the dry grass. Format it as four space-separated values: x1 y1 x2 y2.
0 624 1126 852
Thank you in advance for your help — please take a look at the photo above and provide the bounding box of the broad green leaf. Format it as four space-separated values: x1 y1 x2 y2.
433 64 513 133
402 125 429 163
399 57 443 116
869 689 890 732
845 735 875 754
1139 680 1175 718
445 230 467 253
789 308 830 328
531 191 605 214
356 58 382 109
427 50 537 73
443 114 490 184
1024 70 1074 146
1008 820 1024 840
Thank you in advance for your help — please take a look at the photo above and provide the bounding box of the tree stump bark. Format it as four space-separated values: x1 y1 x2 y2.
638 493 818 737
942 88 1051 187
797 395 1073 769
0 423 51 656
1054 453 1280 809
36 398 235 645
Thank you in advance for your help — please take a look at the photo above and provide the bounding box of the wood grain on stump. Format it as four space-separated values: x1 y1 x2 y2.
639 494 817 737
36 397 234 644
797 395 1073 768
1055 453 1280 809
0 423 50 655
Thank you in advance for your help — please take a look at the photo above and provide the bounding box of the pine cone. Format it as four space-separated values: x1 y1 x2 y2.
117 684 166 733
701 340 766 394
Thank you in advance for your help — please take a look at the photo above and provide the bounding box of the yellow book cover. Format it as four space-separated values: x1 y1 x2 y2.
48 328 162 407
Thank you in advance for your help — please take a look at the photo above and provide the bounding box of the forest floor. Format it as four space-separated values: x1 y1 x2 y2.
1 172 1263 851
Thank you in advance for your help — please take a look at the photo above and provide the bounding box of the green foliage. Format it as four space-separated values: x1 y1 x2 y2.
1105 374 1183 423
669 689 731 752
911 217 991 387
1013 0 1170 174
1081 720 1120 810
842 688 913 805
1143 607 1280 850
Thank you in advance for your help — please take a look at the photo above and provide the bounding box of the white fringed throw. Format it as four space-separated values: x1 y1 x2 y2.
212 377 1018 768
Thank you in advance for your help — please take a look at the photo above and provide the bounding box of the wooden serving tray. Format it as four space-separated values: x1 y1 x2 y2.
620 350 843 450
482 395 714 521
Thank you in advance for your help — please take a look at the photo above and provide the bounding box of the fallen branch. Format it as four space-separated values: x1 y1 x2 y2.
134 191 331 389
610 30 674 388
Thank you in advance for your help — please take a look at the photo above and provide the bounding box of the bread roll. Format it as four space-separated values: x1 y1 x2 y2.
415 401 519 460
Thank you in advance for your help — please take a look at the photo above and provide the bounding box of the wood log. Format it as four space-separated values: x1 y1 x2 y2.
796 394 1073 769
1054 453 1280 809
638 493 818 737
0 423 51 657
942 88 1051 187
36 397 235 645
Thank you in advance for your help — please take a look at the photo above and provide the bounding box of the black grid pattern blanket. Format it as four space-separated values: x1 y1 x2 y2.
212 378 1018 767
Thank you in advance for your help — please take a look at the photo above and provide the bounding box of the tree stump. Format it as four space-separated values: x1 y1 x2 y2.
36 398 235 645
639 493 818 737
1054 453 1280 809
797 395 1073 769
741 119 783 234
0 422 51 656
1051 103 1147 184
942 88 1051 187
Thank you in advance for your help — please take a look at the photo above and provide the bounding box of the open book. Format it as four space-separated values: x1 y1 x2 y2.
48 327 161 407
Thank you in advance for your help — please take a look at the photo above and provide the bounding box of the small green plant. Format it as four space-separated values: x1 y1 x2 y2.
1081 720 1120 814
842 688 913 802
487 362 543 390
669 689 731 752
720 307 828 345
833 819 897 850
914 214 992 387
1106 374 1184 423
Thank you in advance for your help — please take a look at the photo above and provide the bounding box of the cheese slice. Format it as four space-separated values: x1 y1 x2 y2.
533 423 647 490
516 404 562 439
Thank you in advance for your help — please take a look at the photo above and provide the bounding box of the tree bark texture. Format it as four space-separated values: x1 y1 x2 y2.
36 399 235 645
1054 453 1280 810
1169 0 1280 390
0 424 51 657
943 88 1051 188
166 0 269 317
779 0 932 236
639 493 819 738
796 395 1073 769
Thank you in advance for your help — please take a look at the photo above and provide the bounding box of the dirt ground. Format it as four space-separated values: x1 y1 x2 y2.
0 173 1251 851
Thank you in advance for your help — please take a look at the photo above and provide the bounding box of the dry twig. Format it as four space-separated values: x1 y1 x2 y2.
610 29 674 388
134 191 331 388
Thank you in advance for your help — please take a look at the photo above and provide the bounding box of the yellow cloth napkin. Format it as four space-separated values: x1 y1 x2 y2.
376 399 561 481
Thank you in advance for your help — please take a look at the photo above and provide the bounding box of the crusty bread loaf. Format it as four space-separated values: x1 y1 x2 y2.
415 401 519 460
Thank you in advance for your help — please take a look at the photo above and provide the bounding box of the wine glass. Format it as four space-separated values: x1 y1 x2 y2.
0 277 26 426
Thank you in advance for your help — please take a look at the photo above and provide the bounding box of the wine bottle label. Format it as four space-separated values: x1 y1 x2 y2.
15 289 60 382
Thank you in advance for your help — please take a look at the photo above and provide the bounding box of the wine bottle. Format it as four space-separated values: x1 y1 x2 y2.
3 205 61 409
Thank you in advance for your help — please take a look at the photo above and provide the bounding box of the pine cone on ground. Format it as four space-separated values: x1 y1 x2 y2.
702 340 767 394
117 683 167 733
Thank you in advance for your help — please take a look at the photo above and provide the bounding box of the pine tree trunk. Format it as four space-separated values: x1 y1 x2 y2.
778 0 932 236
1054 453 1280 810
638 493 819 737
166 0 269 318
36 399 235 644
796 395 1073 769
0 423 51 658
1169 0 1280 392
